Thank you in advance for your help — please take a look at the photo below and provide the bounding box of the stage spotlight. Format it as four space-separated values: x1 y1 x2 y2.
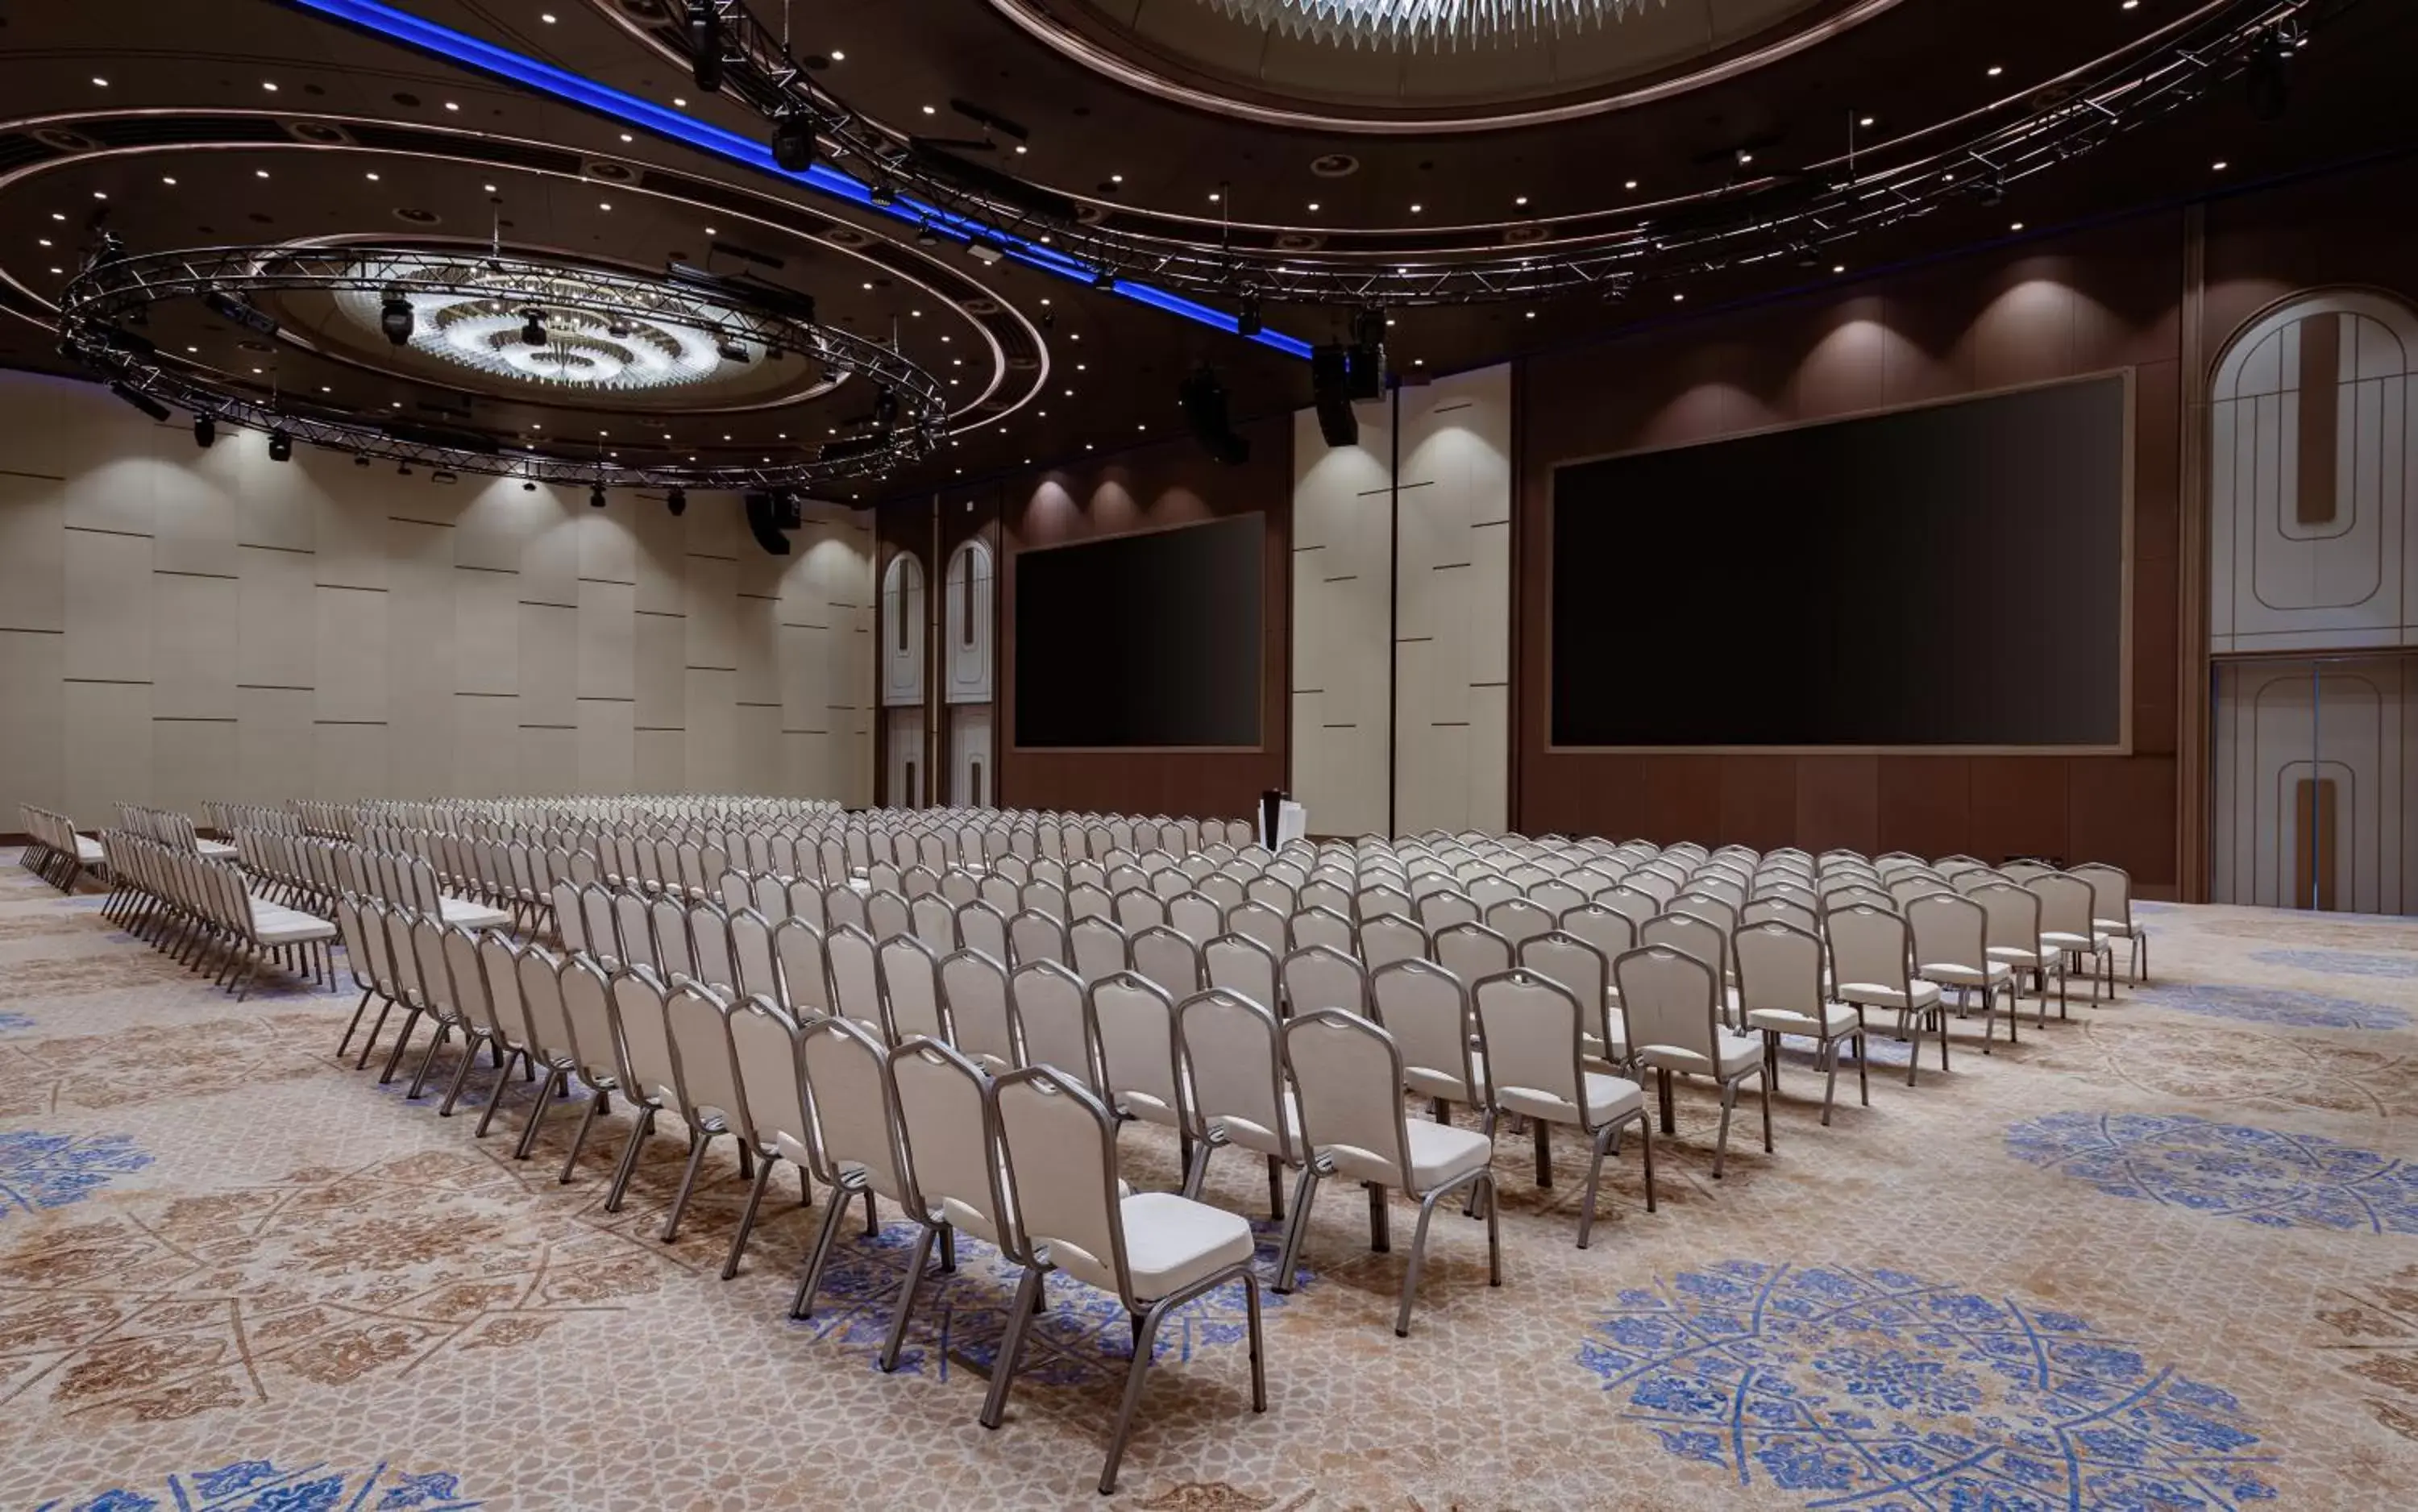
521 480 537 492
379 292 413 345
395 460 411 476
771 110 817 172
2246 28 2289 120
106 381 170 422
1178 365 1249 466
687 0 724 91
355 453 372 468
916 225 940 247
267 429 293 463
192 413 216 448
1091 268 1116 291
589 484 608 509
1236 291 1263 337
1978 173 2005 207
870 181 898 207
431 469 458 485
666 486 688 517
874 387 899 430
608 321 632 339
521 310 546 346
715 335 752 363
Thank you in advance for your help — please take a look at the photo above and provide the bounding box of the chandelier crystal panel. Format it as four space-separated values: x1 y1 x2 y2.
1195 0 1655 47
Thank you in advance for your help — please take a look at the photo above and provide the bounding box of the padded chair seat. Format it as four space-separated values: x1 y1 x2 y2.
1918 961 2013 988
252 908 335 945
73 835 104 866
1116 1191 1255 1302
1639 1031 1760 1078
2090 917 2141 938
1747 1003 1862 1038
1497 1070 1643 1128
438 895 513 931
196 839 239 860
1401 1117 1497 1192
2042 929 2111 953
1986 946 2047 968
1405 1049 1482 1103
1209 1092 1300 1160
1581 1029 1631 1065
1838 979 1942 1010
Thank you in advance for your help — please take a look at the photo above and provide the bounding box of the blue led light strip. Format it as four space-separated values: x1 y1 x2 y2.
281 0 1313 359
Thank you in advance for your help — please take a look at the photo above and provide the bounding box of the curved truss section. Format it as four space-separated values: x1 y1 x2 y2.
56 245 945 490
685 0 2330 306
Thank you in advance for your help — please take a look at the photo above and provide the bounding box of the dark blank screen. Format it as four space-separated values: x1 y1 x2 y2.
1015 515 1263 747
1552 375 2126 746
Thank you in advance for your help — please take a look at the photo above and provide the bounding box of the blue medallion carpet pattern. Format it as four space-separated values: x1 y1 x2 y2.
0 1132 152 1219
2005 1110 2418 1234
35 1456 480 1511
2248 947 2418 981
2133 981 2414 1032
1577 1261 2276 1509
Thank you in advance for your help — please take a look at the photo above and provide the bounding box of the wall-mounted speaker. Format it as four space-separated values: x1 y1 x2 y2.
1310 343 1357 448
744 489 796 555
1178 365 1250 466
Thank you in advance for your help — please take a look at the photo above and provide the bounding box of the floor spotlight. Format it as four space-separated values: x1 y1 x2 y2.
589 484 608 509
666 486 688 517
521 310 546 346
380 292 413 345
268 429 293 463
192 413 216 448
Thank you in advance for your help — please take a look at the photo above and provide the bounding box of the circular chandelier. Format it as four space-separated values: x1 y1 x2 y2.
55 245 946 491
1195 0 1651 48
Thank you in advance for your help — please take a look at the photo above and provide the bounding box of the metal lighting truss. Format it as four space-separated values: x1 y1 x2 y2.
691 0 2334 305
56 245 946 490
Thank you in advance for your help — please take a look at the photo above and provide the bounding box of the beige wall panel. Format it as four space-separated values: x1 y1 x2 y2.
57 449 162 539
0 473 65 633
736 703 782 796
62 679 151 825
151 444 243 579
576 699 634 795
0 631 64 818
314 719 390 800
517 725 579 795
633 611 687 733
239 442 318 553
517 603 576 731
686 490 746 561
779 622 833 732
0 372 80 479
575 578 635 702
309 452 388 593
578 509 638 590
314 586 388 725
686 554 739 676
235 687 313 804
236 546 318 692
64 528 155 685
631 499 688 617
685 667 737 793
733 592 779 706
634 727 686 793
454 476 547 574
149 573 239 721
452 693 521 800
453 567 521 696
521 504 581 610
151 717 238 819
385 521 457 796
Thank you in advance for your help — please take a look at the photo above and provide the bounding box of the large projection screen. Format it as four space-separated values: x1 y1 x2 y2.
1015 515 1264 748
1552 374 2129 749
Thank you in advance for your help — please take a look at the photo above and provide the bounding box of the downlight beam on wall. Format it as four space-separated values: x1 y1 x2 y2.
277 0 1312 359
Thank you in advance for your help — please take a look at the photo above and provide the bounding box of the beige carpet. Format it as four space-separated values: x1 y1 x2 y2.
1 853 2413 1510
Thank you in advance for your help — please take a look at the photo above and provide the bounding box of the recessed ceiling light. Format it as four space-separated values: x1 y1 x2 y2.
673 97 688 107
1410 203 1423 212
2010 221 2025 231
1111 173 1124 183
2212 160 2229 171
1514 195 1529 206
160 177 177 186
484 184 497 193
831 50 845 60
2121 0 2137 8
1412 359 1424 367
91 77 108 87
922 105 937 115
1014 145 1027 154
1307 201 1320 212
1623 180 1638 190
862 281 872 290
37 239 50 247
598 201 611 210
541 10 556 21
50 267 63 276
261 81 279 92
705 226 717 235
619 133 633 143
1524 311 1535 319
50 214 63 221
1986 64 2003 77
185 345 197 353
1832 264 1846 274
251 367 263 374
320 385 331 393
1673 293 1685 301
93 191 107 200
1859 115 1875 127
1209 192 1220 202
444 102 460 111
365 172 380 181
255 169 269 179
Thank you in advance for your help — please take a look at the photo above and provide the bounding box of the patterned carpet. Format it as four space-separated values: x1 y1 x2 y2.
0 856 2412 1510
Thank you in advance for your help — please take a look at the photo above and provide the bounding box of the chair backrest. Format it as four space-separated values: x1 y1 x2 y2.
513 942 572 1065
953 899 1009 966
1283 1008 1415 1191
1827 904 1913 996
989 1065 1130 1299
666 981 746 1135
1967 881 2042 956
771 916 831 1015
2031 872 2096 939
1203 931 1279 1014
1556 901 1637 969
1485 896 1554 948
1067 880 1114 922
1356 912 1429 971
650 895 696 979
1225 898 1288 957
1733 920 1826 1020
1289 903 1355 955
1111 887 1166 933
479 931 534 1051
1174 971 1290 1129
887 1036 1013 1248
1130 924 1203 1000
825 883 869 936
1907 891 1989 972
878 933 949 1043
1740 896 1818 935
941 948 1019 1070
729 908 778 999
556 956 622 1091
1470 969 1589 1124
1282 942 1369 1017
1009 908 1069 968
1369 957 1478 1101
610 966 681 1107
1067 914 1129 985
2069 862 2132 928
1669 892 1738 938
1640 910 1730 987
1416 890 1481 930
910 893 958 955
730 995 814 1165
866 889 912 941
1090 972 1188 1130
800 1015 906 1200
1009 958 1101 1091
1519 930 1613 1048
1611 945 1722 1062
1596 886 1659 929
1432 920 1514 990
1166 891 1224 945
825 924 884 1032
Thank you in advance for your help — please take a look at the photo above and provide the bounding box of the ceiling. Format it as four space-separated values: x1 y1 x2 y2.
0 0 2409 509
